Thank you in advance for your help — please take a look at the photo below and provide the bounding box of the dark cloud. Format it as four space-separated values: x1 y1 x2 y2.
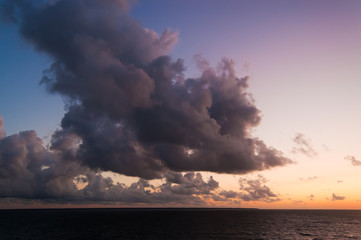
0 115 5 139
292 133 317 158
0 130 86 199
72 172 221 205
163 172 219 196
0 119 277 205
1 0 290 179
0 124 283 205
344 155 361 166
332 193 345 201
0 128 274 206
0 129 215 204
0 0 292 204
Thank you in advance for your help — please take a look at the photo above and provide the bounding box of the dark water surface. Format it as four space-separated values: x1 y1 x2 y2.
1 208 361 239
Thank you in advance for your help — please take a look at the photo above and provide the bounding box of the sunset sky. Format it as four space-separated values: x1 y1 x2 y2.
1 0 361 209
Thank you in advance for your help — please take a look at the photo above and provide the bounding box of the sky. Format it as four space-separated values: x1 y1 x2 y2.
0 0 361 209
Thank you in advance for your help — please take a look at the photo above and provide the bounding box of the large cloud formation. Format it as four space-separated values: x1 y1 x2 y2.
0 0 290 204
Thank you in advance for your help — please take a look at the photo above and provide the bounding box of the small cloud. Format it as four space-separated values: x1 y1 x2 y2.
299 176 317 182
292 133 317 158
238 175 280 202
218 190 239 199
332 193 345 201
307 194 314 201
344 155 361 166
337 180 343 183
218 175 280 203
322 144 330 152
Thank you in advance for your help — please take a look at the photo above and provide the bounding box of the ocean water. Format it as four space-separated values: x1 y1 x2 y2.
1 209 361 239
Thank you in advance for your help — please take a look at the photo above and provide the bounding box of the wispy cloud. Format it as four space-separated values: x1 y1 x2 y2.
344 155 361 166
299 176 318 182
292 133 317 158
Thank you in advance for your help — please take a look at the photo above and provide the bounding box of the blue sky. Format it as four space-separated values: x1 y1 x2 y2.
1 21 64 138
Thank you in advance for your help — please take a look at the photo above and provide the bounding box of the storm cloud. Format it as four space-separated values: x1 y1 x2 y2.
0 0 291 204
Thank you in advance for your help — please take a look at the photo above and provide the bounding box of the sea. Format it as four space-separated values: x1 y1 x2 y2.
1 208 361 239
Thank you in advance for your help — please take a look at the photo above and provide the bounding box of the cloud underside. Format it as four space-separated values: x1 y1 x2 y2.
0 0 290 204
0 130 280 205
